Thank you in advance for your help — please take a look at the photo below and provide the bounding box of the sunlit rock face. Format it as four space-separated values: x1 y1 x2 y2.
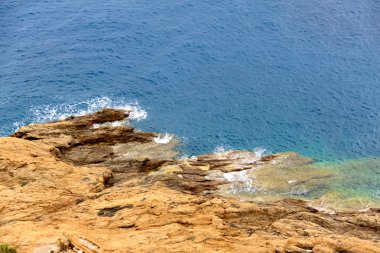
1 109 380 252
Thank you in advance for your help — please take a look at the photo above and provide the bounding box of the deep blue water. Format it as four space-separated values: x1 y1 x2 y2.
1 0 380 161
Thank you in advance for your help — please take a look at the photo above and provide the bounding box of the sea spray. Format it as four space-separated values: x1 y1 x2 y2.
223 170 257 194
154 133 174 144
253 147 269 158
12 97 147 132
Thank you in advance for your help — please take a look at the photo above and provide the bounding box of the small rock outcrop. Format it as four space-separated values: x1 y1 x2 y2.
11 108 176 185
0 109 379 252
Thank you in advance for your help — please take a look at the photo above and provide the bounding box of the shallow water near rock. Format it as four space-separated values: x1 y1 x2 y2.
220 156 380 211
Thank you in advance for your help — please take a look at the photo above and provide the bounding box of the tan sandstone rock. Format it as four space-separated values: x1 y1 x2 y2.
0 109 379 252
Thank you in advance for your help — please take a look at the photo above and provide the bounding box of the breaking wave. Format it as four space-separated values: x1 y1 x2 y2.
12 97 147 132
154 133 174 144
213 145 270 158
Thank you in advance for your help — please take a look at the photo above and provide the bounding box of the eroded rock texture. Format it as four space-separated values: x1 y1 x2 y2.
1 109 379 253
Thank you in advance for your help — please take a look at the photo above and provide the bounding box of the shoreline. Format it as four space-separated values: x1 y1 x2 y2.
1 108 379 252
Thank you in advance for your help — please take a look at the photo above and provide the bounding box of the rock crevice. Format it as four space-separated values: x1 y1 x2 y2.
0 109 379 252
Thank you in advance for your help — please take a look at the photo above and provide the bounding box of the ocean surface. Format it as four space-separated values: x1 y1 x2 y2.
1 1 380 162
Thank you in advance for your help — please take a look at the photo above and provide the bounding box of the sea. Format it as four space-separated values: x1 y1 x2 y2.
1 0 380 210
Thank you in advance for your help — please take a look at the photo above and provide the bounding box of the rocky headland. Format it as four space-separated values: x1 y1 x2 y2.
1 109 379 252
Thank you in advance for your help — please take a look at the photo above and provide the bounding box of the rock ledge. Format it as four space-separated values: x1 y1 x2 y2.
1 109 379 253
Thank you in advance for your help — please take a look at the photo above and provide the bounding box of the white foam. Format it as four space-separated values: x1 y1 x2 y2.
253 147 269 158
110 121 125 127
154 133 173 144
32 97 148 122
92 121 125 129
178 154 190 159
213 145 269 158
128 108 147 121
223 170 257 194
12 122 23 133
14 97 147 130
213 145 229 153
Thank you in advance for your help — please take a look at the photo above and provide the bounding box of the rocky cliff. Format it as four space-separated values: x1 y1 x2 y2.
1 109 379 252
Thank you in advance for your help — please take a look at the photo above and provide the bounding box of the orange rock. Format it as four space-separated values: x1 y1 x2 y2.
0 109 379 252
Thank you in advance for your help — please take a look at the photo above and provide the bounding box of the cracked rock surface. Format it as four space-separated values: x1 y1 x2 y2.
1 109 379 252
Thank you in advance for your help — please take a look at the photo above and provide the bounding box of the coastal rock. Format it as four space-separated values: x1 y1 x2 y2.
1 109 379 252
11 108 177 184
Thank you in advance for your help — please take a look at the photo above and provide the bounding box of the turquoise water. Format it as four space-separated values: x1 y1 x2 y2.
1 0 380 161
220 156 380 211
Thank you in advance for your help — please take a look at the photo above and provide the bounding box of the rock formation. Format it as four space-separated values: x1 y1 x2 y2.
0 109 379 252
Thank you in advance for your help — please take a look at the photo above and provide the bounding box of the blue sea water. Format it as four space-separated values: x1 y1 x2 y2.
1 0 380 161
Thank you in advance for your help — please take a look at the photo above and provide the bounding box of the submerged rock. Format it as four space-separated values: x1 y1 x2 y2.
0 109 379 252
